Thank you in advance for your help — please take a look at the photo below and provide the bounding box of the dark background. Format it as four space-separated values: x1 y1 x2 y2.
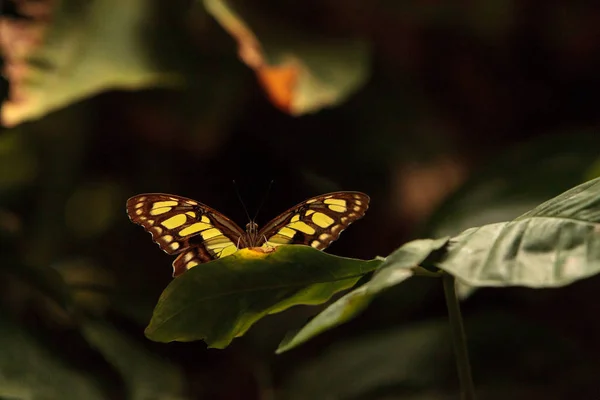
1 0 600 399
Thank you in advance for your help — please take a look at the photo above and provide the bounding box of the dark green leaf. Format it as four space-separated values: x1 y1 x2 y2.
145 245 381 348
0 314 104 400
81 319 186 400
0 257 72 310
437 177 600 287
282 312 587 400
277 238 449 353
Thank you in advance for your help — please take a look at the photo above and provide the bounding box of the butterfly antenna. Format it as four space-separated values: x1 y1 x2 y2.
253 180 274 222
233 180 252 222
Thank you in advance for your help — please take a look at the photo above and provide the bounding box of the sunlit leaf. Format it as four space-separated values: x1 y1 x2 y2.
437 177 600 287
204 0 370 115
277 238 449 353
81 319 186 400
0 0 180 127
145 245 381 348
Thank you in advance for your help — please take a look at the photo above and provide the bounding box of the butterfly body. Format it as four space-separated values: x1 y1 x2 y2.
127 191 369 277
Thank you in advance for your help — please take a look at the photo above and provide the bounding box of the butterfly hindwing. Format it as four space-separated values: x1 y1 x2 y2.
259 191 370 250
126 194 244 276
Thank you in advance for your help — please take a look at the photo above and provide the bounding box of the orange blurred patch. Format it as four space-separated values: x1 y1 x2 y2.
256 63 299 113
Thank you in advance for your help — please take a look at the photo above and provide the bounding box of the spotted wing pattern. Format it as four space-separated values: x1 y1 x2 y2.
259 191 370 250
126 194 244 277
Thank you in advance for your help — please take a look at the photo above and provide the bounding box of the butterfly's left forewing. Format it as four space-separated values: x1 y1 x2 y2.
126 194 244 276
259 191 369 250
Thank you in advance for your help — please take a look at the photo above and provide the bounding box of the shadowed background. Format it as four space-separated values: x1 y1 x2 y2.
1 0 600 399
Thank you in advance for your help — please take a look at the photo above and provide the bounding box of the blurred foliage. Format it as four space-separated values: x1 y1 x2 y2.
1 0 600 398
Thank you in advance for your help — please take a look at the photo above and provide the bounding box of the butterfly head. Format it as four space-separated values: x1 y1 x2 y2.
245 221 259 235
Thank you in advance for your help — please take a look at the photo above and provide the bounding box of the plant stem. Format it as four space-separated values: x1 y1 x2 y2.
442 273 476 400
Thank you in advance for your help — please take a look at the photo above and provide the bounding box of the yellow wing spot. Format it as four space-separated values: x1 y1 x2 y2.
138 196 147 201
353 206 362 212
278 227 297 238
355 200 362 205
201 228 222 240
288 221 316 235
179 222 212 236
220 245 237 257
150 226 163 235
170 242 180 251
324 195 333 199
331 225 344 235
162 235 173 243
138 216 147 221
312 212 334 228
305 199 317 204
186 260 199 269
324 198 346 206
153 200 178 208
291 214 300 222
328 205 346 213
187 200 198 205
184 252 194 262
185 211 196 218
135 209 143 216
311 240 321 248
341 217 349 224
319 233 332 241
305 210 315 216
147 219 155 226
161 214 187 229
348 213 357 218
201 215 210 223
150 206 172 216
135 202 144 209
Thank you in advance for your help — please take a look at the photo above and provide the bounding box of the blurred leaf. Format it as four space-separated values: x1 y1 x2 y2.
81 319 186 400
1 0 180 127
0 128 38 189
204 0 370 115
282 312 585 400
0 314 105 400
65 181 123 238
1 256 72 310
145 245 381 348
438 177 600 287
55 258 115 315
277 238 448 353
425 132 600 238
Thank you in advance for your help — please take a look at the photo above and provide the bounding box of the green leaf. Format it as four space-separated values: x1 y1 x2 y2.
81 319 186 400
203 0 370 115
2 0 179 127
145 245 381 348
437 177 600 287
276 238 449 353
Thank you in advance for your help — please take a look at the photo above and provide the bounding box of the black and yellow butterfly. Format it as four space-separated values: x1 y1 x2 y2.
126 192 369 277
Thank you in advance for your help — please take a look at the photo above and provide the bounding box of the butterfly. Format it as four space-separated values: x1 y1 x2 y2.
126 191 370 277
